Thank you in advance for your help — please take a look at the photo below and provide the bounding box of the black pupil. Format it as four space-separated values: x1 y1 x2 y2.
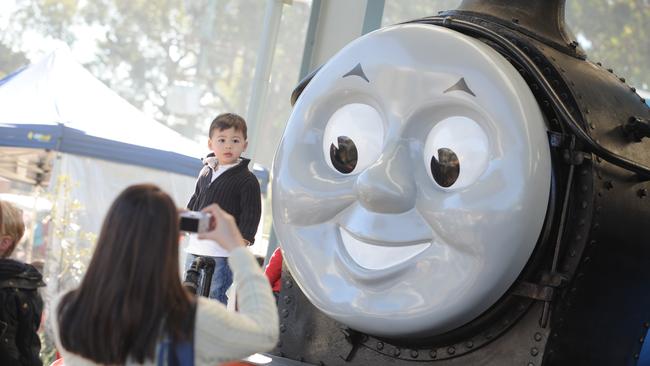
430 148 460 187
330 136 358 174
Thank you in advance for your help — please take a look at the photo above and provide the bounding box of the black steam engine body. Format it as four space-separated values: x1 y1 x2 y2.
270 1 650 365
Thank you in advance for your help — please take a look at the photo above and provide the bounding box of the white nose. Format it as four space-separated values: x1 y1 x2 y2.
354 144 416 214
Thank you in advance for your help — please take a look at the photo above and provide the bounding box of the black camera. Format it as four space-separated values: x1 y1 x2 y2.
182 256 216 297
179 211 211 233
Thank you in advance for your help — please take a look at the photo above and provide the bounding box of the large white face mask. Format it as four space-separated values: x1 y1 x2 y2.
272 23 551 338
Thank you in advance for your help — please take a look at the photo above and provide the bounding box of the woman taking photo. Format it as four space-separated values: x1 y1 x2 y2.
50 184 278 365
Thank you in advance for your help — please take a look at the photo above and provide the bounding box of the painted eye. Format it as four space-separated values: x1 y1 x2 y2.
323 103 384 174
424 116 489 189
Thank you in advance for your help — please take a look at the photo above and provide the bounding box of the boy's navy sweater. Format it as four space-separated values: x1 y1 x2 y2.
187 157 261 244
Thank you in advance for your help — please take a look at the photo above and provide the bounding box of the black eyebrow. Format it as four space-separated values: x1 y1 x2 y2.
443 77 476 97
342 63 370 83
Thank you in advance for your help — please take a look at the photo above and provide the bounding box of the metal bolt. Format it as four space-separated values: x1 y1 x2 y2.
531 347 539 356
280 324 286 333
377 342 384 350
512 18 519 23
281 309 289 318
430 350 437 359
410 350 419 358
620 77 626 82
581 201 588 209
285 280 293 288
284 296 292 304
534 332 543 341
393 348 401 357
447 346 456 355
638 188 648 198
466 341 474 348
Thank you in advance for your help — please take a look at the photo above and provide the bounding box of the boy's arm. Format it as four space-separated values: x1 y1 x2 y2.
238 176 262 244
187 168 207 210
187 180 200 210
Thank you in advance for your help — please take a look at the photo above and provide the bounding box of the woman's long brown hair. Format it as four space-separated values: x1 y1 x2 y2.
58 184 192 363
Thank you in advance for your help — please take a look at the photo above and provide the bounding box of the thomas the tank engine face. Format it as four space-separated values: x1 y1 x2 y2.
273 24 553 338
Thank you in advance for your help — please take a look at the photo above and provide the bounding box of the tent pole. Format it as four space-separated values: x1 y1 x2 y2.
245 0 286 163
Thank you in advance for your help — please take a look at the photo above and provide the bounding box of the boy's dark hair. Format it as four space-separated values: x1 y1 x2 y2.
209 113 248 140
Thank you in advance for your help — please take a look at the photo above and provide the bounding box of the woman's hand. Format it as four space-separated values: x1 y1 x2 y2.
197 204 247 252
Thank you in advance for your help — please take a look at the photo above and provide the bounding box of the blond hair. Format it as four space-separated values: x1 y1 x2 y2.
0 200 25 257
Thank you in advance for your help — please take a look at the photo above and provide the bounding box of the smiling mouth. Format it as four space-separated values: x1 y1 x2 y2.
339 227 431 270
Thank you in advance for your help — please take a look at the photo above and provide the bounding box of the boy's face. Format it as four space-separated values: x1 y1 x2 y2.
208 127 248 165
0 235 14 258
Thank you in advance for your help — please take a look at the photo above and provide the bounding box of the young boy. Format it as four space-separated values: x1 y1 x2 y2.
185 113 261 304
0 200 45 366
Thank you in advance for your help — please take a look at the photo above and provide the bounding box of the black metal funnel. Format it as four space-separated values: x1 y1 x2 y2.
450 0 581 55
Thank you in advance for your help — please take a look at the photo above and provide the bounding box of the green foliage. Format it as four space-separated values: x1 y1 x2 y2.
382 0 649 90
566 0 650 89
0 0 646 165
0 43 28 78
3 0 310 165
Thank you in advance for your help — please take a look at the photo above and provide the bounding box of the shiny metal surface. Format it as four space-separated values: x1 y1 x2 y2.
272 23 551 337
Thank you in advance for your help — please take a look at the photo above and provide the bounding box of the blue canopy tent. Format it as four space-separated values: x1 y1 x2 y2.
0 47 203 177
0 47 208 302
